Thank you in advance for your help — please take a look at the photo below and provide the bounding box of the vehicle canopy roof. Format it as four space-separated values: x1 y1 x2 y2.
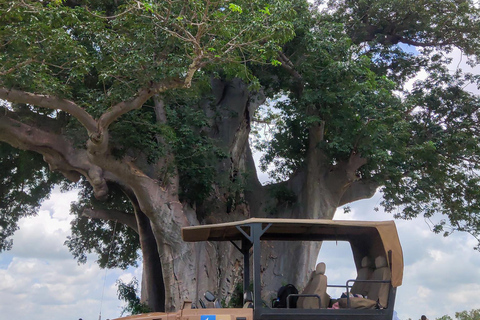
182 218 404 287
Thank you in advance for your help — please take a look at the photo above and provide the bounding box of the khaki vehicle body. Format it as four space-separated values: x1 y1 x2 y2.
114 306 253 320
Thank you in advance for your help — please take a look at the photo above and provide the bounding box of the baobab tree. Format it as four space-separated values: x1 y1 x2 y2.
1 0 479 313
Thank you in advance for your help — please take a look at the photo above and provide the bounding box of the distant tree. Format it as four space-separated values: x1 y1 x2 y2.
117 277 152 316
436 308 480 320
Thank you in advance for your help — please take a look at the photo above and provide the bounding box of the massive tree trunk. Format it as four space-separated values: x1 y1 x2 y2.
0 78 378 311
141 79 378 308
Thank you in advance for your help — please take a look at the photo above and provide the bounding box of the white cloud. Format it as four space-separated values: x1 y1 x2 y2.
0 187 130 320
10 211 71 260
0 252 128 320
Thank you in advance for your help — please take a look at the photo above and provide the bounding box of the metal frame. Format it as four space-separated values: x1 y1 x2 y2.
230 221 398 320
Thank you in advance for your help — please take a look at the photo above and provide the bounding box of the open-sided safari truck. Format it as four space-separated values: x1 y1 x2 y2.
115 218 403 320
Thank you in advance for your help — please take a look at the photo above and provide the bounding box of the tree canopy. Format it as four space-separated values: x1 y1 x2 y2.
255 0 480 245
1 0 480 312
436 308 480 320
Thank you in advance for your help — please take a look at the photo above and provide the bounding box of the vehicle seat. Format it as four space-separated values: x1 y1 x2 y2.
297 262 329 309
367 256 391 308
350 256 374 297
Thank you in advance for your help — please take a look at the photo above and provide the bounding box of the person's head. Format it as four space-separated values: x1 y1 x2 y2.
421 315 427 320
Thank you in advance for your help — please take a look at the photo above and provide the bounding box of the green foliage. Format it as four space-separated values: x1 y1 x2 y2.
228 282 244 308
0 0 295 106
164 94 227 205
381 68 480 247
228 3 243 14
328 0 480 55
455 309 480 320
227 281 254 308
0 144 62 251
269 184 297 206
258 20 404 180
109 107 165 163
324 0 480 83
116 277 152 316
262 183 298 215
65 181 140 269
437 308 480 320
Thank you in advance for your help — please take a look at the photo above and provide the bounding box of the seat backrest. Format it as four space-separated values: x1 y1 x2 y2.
297 262 329 309
367 256 391 307
351 256 374 296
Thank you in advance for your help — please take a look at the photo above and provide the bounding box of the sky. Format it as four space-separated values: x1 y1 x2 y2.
1 28 480 320
0 187 140 320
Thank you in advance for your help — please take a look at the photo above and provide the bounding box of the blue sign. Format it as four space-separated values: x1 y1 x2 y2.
200 315 216 320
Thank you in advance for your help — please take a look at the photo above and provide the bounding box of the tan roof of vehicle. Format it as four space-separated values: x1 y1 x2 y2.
182 218 404 287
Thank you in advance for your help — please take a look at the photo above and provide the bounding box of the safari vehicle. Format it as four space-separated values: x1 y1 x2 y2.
115 218 403 320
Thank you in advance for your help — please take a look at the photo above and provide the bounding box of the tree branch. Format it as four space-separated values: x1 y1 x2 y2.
97 78 183 131
308 121 325 152
304 121 330 217
277 51 303 82
305 121 328 170
82 208 139 233
0 58 34 76
153 95 167 125
277 51 304 96
0 114 109 199
0 87 97 133
346 151 368 176
338 179 379 207
326 151 369 203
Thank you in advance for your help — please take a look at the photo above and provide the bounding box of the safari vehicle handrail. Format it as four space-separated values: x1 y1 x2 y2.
345 279 392 291
345 279 392 308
